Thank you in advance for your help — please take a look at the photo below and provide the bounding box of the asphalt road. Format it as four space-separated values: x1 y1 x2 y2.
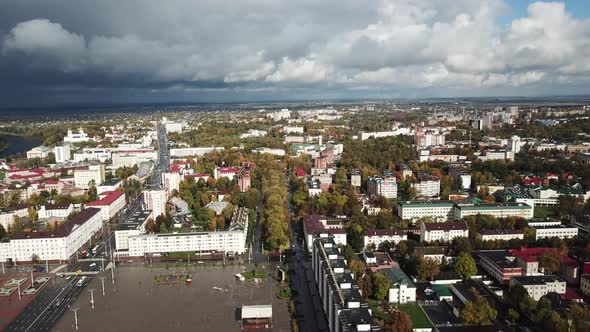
6 276 92 332
285 172 329 332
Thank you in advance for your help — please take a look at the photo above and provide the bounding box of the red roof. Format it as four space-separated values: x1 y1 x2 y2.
295 166 307 177
86 190 125 207
509 247 578 267
423 221 468 231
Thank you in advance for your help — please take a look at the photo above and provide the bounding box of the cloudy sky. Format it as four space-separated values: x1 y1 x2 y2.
1 0 589 106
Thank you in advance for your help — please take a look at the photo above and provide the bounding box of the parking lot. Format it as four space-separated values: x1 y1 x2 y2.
52 263 291 332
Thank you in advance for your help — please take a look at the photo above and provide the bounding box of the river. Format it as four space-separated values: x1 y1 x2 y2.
0 134 43 159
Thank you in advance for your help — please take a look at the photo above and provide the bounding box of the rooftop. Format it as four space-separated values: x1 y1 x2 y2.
12 208 101 239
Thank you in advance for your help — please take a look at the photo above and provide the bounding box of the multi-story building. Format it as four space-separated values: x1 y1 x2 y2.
477 250 523 284
0 208 103 262
350 169 362 188
476 229 524 242
161 172 181 195
63 128 92 143
85 190 126 221
414 127 445 149
363 229 407 250
0 205 30 230
170 147 224 158
74 164 106 189
454 202 533 220
312 235 380 332
367 176 398 199
26 146 51 159
128 207 249 256
509 247 579 284
283 126 304 134
111 150 158 168
420 221 468 243
114 210 153 252
97 178 123 195
509 275 566 301
54 145 71 163
213 166 239 180
38 203 74 219
303 215 347 252
448 167 471 190
398 164 413 179
380 268 416 304
532 224 578 240
237 168 251 192
397 200 455 223
411 173 440 198
73 148 112 163
240 129 267 138
143 190 168 217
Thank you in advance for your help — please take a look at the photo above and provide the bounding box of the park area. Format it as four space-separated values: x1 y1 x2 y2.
52 263 291 332
0 273 50 331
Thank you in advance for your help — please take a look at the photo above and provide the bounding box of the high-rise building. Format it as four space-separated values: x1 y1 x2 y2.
161 172 181 195
74 164 106 189
54 144 71 163
368 176 398 199
143 190 168 217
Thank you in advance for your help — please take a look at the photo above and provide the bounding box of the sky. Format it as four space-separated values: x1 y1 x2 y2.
0 0 589 107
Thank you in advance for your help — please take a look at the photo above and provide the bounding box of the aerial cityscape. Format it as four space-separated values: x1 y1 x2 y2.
1 1 590 332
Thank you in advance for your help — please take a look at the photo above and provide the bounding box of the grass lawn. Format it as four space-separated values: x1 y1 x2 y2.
243 270 267 279
394 304 433 329
534 206 558 219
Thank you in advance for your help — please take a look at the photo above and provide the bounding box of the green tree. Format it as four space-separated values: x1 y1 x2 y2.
159 223 168 233
372 273 390 301
454 252 477 279
358 273 373 299
28 207 38 222
350 260 366 280
460 289 497 325
416 257 440 281
538 250 560 274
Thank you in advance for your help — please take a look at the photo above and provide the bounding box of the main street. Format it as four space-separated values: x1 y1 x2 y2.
285 172 329 332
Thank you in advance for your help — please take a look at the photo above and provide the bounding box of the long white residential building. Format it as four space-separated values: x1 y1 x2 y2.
112 150 158 168
454 202 534 220
170 147 224 157
363 229 407 250
420 221 469 243
128 207 249 256
397 201 455 223
533 224 579 240
0 208 103 262
73 148 112 163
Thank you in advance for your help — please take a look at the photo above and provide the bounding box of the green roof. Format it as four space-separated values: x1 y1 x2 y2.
379 268 416 288
395 304 433 329
432 284 452 297
458 203 531 211
398 201 455 208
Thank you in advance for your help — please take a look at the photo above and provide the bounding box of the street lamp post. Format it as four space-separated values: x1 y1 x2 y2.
89 289 95 309
72 307 79 330
99 277 106 296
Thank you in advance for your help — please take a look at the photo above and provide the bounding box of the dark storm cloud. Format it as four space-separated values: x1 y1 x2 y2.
0 0 589 106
